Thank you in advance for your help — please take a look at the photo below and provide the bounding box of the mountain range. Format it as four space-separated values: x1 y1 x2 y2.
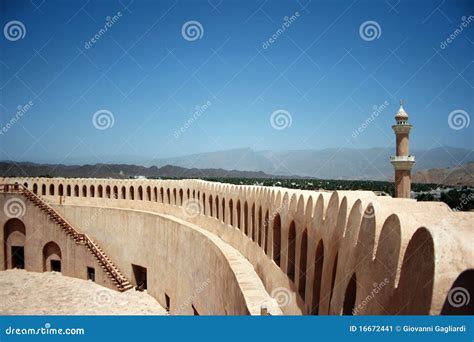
2 146 472 182
148 146 473 181
412 161 474 187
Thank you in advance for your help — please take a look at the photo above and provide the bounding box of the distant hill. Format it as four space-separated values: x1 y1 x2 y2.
413 161 474 187
149 146 473 180
0 162 274 179
2 146 472 182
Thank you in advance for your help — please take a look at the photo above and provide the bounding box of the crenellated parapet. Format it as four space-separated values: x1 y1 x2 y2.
1 177 472 315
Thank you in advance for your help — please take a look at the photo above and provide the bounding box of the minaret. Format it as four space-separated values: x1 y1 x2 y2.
391 100 415 198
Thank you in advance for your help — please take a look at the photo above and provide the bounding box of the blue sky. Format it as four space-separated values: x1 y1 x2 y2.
0 0 472 163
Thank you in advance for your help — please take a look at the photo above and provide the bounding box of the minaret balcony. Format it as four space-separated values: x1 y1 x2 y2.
390 155 416 170
392 124 413 134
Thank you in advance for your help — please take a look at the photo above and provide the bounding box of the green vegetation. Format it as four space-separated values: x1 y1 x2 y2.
203 177 445 195
200 177 472 212
439 188 474 211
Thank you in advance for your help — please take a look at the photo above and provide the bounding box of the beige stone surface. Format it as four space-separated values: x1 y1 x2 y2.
0 177 472 316
0 269 167 315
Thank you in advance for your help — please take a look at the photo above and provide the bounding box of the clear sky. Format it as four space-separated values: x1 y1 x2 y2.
0 0 472 163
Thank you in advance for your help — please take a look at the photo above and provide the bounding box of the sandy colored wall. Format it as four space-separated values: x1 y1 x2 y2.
1 177 473 315
0 193 117 291
53 204 280 315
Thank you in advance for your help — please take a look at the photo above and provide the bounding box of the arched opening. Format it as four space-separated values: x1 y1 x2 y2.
106 185 111 199
329 253 339 304
43 241 62 272
287 221 296 282
229 199 233 226
130 186 135 200
273 214 281 266
311 240 324 315
160 188 164 202
264 210 269 253
236 200 241 229
113 186 118 199
221 198 226 223
209 195 213 217
41 184 46 195
298 229 308 299
215 196 219 220
154 187 158 202
244 202 248 235
343 273 357 315
4 218 26 269
49 184 55 196
251 203 256 241
66 185 71 196
166 189 171 204
97 185 103 198
90 185 95 198
179 189 183 205
33 183 38 194
121 186 126 199
258 206 263 246
186 189 190 200
146 186 151 201
173 188 177 205
202 193 206 215
441 269 474 315
74 185 79 197
58 184 64 196
82 185 87 197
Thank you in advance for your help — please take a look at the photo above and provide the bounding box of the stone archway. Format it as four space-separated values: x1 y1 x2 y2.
441 269 474 315
311 239 324 315
273 214 281 266
42 241 62 272
3 218 26 270
343 273 357 315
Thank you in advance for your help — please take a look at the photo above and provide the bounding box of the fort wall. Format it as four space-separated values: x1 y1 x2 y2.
1 177 472 315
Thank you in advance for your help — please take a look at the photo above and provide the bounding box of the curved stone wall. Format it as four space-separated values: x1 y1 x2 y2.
52 204 280 315
1 177 473 315
0 193 118 290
